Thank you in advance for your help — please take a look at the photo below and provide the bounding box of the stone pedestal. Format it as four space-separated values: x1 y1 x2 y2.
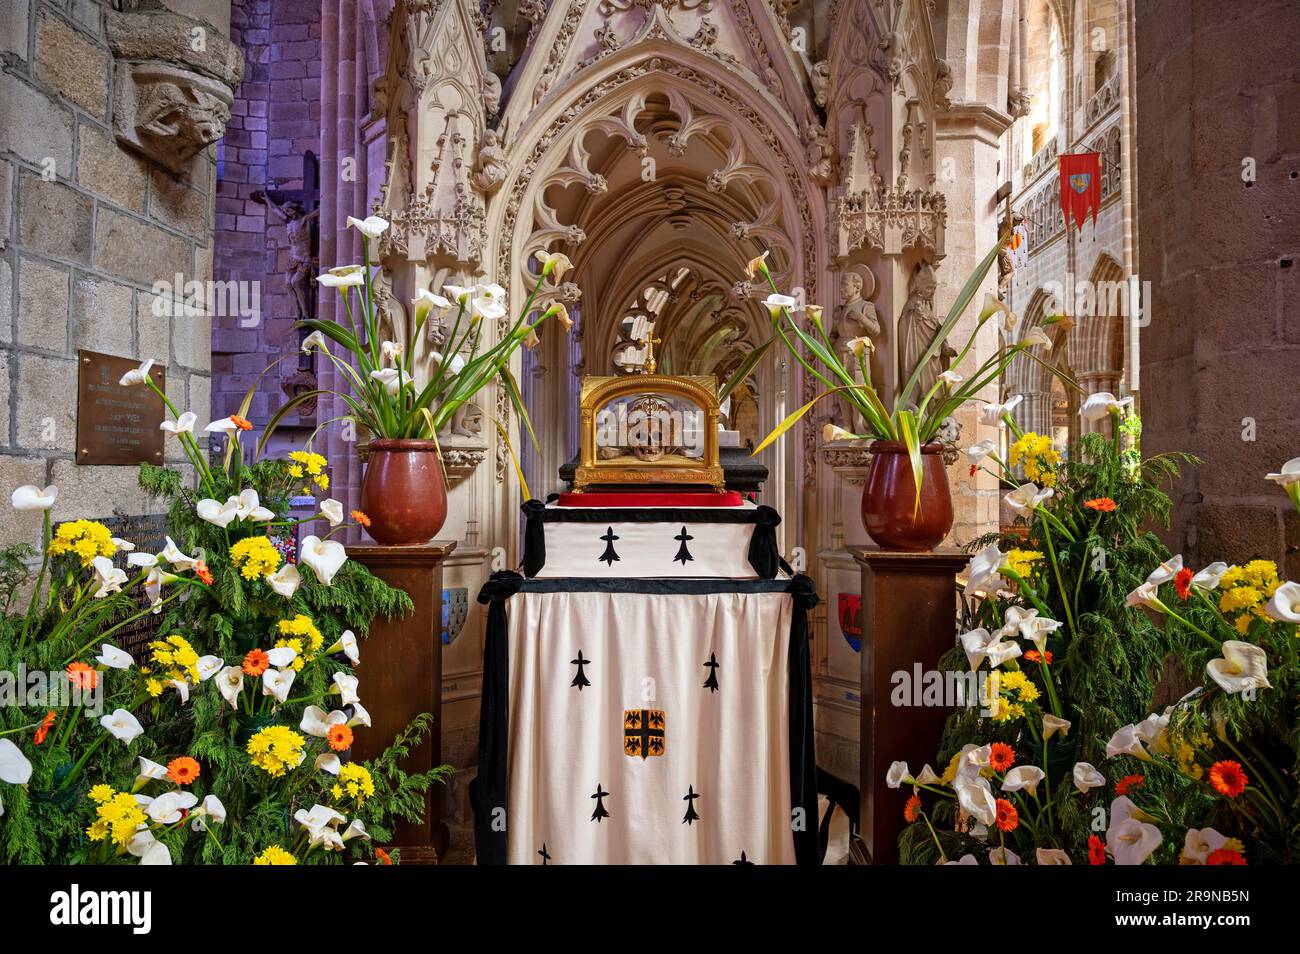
847 547 966 865
347 541 456 864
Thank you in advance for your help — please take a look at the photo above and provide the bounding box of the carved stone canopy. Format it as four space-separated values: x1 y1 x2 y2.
106 2 245 174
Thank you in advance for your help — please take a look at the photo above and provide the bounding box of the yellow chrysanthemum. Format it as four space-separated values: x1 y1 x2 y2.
1008 432 1062 487
246 725 306 778
229 535 283 581
331 763 376 807
1004 549 1044 580
86 791 148 847
88 784 115 804
47 520 117 566
148 634 201 686
253 845 298 865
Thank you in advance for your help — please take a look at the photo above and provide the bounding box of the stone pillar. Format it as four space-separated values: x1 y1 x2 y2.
1 0 239 551
935 103 1012 545
1135 0 1300 575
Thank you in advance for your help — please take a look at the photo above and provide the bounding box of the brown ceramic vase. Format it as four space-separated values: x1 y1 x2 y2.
359 439 448 546
860 440 953 552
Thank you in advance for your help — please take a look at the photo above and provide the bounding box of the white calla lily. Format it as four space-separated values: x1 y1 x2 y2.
1043 713 1072 740
319 498 345 527
331 672 360 705
1192 562 1229 591
11 484 58 511
300 705 348 739
1124 581 1165 613
1072 762 1106 793
266 646 297 667
369 367 413 396
1018 327 1052 350
988 847 1021 865
1265 456 1300 487
216 666 243 709
1145 554 1183 586
196 655 224 681
1079 391 1133 422
146 791 198 824
0 738 33 786
236 488 274 521
136 756 168 784
196 496 241 529
1181 827 1230 865
160 411 197 437
978 395 1023 426
315 269 365 288
160 536 200 571
1105 723 1152 761
342 819 370 842
191 795 227 830
96 644 134 669
1001 765 1046 796
268 562 301 598
262 668 297 704
302 330 327 352
966 439 996 465
534 249 574 282
964 543 1008 597
118 359 155 387
955 779 997 826
315 752 342 775
886 761 911 789
346 215 390 239
91 556 128 598
1108 817 1162 865
1265 580 1300 623
762 293 798 316
347 702 371 728
960 627 1022 670
100 708 144 744
1004 482 1054 515
1035 848 1073 865
140 841 172 865
301 535 347 585
1206 640 1271 694
326 629 359 664
127 551 158 568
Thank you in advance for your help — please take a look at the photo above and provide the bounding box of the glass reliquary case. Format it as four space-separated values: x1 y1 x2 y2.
574 374 725 492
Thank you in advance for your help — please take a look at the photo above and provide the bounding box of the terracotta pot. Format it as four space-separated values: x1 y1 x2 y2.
861 441 953 552
359 439 448 546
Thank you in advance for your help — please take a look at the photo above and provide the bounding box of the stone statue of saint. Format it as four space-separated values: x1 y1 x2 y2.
472 128 507 195
897 261 954 402
251 189 318 320
829 269 881 434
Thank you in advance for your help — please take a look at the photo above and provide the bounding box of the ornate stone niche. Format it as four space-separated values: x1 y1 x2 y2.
106 2 245 174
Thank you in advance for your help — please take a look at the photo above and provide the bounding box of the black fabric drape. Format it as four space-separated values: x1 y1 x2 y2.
520 500 547 577
786 574 820 866
745 505 782 579
473 571 522 865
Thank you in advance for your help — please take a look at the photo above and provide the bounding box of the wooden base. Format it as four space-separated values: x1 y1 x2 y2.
851 547 967 865
347 541 456 865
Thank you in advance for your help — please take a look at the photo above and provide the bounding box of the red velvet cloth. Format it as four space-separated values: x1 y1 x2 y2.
555 491 745 508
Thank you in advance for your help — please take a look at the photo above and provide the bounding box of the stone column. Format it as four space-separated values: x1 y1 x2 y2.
935 103 1012 544
1135 0 1300 575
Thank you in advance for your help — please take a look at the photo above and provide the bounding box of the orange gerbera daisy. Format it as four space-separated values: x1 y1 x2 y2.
1209 760 1248 798
375 848 393 865
988 742 1016 773
1088 834 1106 865
1084 497 1117 512
66 661 98 691
1115 773 1145 796
194 558 214 586
231 415 254 431
33 710 56 745
351 510 371 528
994 799 1018 833
327 723 354 752
1206 848 1247 866
1174 566 1193 600
242 648 270 677
1023 649 1054 664
903 794 922 823
167 756 201 785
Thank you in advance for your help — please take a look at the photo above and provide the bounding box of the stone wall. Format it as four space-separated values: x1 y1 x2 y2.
211 0 321 427
1135 0 1300 577
1 0 237 548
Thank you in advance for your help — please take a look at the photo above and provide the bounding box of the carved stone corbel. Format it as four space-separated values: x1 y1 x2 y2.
106 2 245 174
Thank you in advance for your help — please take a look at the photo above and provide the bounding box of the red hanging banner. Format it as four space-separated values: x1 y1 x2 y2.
1058 152 1102 230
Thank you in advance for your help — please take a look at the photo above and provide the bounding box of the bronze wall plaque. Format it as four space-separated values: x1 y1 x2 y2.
76 350 166 466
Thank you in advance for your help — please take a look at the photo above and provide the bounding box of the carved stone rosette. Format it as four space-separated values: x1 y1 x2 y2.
106 2 245 174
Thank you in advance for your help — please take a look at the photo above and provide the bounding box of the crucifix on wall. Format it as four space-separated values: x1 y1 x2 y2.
251 150 321 415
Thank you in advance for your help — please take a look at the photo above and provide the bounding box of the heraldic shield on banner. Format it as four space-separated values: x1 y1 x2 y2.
1058 152 1102 230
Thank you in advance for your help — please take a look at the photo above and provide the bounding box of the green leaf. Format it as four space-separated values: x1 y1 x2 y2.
718 338 774 404
751 386 859 456
897 409 924 515
499 366 539 454
898 238 1003 409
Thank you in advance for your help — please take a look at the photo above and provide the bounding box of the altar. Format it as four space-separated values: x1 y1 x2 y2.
473 374 819 864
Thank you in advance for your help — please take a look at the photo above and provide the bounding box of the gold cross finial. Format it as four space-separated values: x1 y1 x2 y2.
638 326 662 375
